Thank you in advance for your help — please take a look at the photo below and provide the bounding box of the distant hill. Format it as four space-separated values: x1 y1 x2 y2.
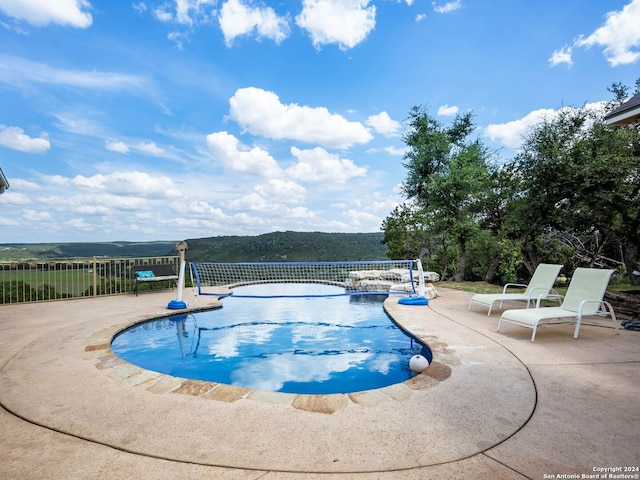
0 232 389 262
184 231 388 262
0 241 179 261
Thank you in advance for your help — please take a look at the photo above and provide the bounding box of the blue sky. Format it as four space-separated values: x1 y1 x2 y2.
0 0 639 244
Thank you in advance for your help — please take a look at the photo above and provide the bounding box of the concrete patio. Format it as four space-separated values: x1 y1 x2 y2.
1 287 638 479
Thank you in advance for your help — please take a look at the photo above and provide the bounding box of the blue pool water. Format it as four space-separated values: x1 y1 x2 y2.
111 283 431 394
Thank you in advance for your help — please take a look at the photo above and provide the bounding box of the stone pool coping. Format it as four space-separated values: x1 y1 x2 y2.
84 297 456 414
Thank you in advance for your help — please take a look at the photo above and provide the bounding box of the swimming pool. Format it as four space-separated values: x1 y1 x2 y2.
111 283 431 394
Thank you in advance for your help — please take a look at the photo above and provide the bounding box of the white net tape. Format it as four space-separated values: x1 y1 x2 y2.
191 260 421 298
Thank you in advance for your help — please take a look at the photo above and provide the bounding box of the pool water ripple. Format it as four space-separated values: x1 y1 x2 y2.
111 283 431 394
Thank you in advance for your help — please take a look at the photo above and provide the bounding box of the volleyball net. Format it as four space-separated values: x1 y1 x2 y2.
190 260 425 298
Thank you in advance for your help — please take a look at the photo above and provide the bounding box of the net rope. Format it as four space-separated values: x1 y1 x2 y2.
190 260 422 298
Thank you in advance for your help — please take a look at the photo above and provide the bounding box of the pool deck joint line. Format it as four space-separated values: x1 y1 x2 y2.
2 288 639 478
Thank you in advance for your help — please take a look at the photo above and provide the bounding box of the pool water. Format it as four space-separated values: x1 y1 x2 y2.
111 283 431 394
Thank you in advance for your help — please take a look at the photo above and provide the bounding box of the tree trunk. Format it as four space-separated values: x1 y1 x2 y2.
622 242 640 286
454 242 466 282
484 255 501 283
440 234 449 281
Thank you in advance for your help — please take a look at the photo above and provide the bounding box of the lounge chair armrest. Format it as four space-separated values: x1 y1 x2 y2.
573 299 619 339
527 286 554 299
577 299 608 316
502 283 527 293
534 293 563 308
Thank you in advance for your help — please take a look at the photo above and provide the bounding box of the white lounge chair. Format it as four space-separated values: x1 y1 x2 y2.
497 268 619 342
468 263 563 315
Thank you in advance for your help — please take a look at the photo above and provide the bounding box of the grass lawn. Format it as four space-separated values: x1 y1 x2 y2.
437 280 640 296
2 269 95 296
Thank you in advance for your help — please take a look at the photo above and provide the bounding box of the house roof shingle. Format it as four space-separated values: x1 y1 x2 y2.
0 167 9 194
605 92 640 125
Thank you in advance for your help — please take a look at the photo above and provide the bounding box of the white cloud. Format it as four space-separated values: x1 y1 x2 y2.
384 146 406 156
575 0 640 66
136 141 165 156
45 171 182 199
343 209 381 228
551 0 640 68
222 193 313 221
22 209 53 222
167 30 190 49
102 171 182 198
485 108 557 149
415 13 427 22
287 146 367 184
0 125 50 153
132 3 147 14
206 130 282 177
153 0 216 25
53 113 106 137
485 102 605 150
170 198 228 219
4 178 40 190
105 139 179 160
548 45 573 67
82 193 148 211
0 55 147 91
153 6 173 22
0 191 31 205
228 87 373 149
64 217 94 230
36 192 148 212
437 104 459 116
105 138 177 158
105 140 129 154
254 179 306 204
0 0 92 27
295 0 376 50
224 191 279 212
366 111 401 136
175 0 215 25
0 215 20 226
219 0 289 46
433 0 461 14
73 204 110 215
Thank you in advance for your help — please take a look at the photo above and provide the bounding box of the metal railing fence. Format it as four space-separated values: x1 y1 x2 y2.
0 256 179 305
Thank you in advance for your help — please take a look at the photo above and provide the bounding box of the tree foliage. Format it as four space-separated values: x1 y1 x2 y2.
383 81 640 284
381 203 431 260
399 106 495 281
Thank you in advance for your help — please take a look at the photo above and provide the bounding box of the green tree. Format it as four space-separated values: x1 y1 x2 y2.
506 82 640 283
580 117 640 283
505 107 590 272
399 106 494 281
381 203 431 260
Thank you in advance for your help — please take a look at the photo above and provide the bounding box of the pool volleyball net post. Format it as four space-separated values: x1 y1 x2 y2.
190 260 425 299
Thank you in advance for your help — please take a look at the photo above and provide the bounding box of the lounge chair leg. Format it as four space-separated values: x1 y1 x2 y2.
573 316 581 339
604 301 620 334
531 327 537 342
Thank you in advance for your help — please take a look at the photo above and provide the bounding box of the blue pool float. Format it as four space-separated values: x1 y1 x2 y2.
398 295 429 306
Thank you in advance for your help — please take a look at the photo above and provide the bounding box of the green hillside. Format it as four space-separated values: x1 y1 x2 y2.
184 231 388 262
0 232 389 262
0 241 178 261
